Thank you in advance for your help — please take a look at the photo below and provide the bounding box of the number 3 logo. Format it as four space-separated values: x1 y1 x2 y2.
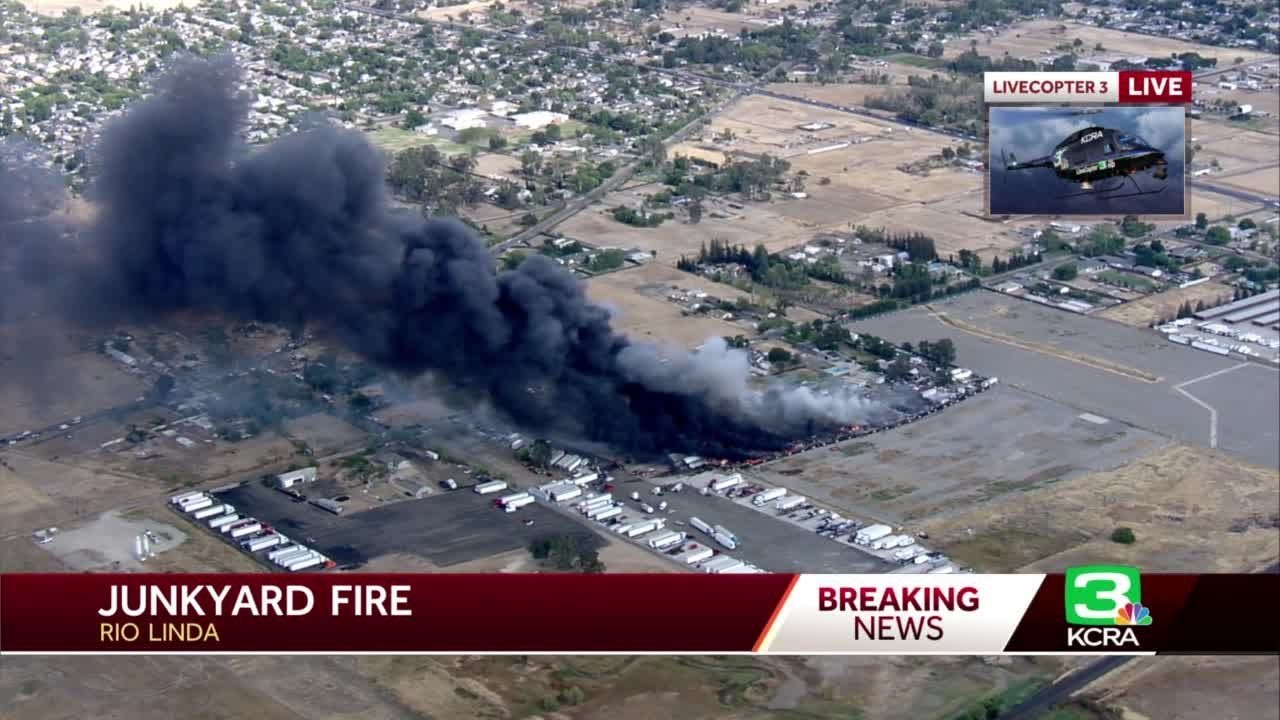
1065 566 1142 626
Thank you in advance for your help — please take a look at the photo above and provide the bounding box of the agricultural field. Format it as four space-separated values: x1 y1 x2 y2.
1098 280 1234 327
364 127 466 156
945 19 1276 66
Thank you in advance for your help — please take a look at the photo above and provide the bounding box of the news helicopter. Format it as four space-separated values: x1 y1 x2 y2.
1000 125 1169 200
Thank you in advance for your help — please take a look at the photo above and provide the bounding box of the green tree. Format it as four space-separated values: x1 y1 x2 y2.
766 347 792 364
1204 226 1231 245
1053 262 1079 281
402 108 426 129
1111 527 1136 544
1195 212 1208 230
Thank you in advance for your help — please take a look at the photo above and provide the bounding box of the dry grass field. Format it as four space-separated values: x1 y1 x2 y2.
558 185 814 260
586 263 752 350
0 450 160 536
917 444 1279 573
0 333 146 437
1191 120 1280 173
470 152 521 181
947 19 1275 65
1098 280 1234 327
1089 656 1280 720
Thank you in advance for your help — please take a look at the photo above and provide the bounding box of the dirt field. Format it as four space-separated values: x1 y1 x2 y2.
854 200 1024 259
1089 656 1280 720
707 95 901 157
586 262 752 349
283 413 368 456
1216 166 1280 198
917 444 1279 573
1098 280 1233 326
947 19 1276 65
557 185 813 260
0 450 162 536
471 152 521 181
0 336 145 437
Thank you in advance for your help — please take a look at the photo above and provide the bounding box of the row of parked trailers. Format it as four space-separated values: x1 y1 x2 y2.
170 491 329 572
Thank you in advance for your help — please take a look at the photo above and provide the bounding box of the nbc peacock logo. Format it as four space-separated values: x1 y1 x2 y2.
1114 601 1153 626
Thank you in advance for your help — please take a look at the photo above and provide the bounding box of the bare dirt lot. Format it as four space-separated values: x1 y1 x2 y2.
1098 280 1234 327
749 387 1164 526
0 450 161 536
917 444 1279 573
947 19 1276 65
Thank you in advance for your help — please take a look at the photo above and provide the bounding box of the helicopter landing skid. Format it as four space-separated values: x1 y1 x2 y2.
1055 174 1166 201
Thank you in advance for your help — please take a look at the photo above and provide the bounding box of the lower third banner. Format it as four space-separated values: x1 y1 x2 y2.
1 571 1276 654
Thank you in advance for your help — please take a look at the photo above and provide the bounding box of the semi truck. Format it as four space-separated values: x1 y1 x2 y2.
497 491 532 507
268 545 303 562
504 495 536 512
647 530 686 550
709 474 744 492
170 491 204 506
753 487 787 506
701 556 744 573
855 524 893 545
208 513 241 530
681 546 715 564
474 480 508 495
286 554 325 572
245 534 283 552
182 498 213 515
775 495 806 512
229 522 263 539
712 525 737 543
549 485 582 503
272 548 312 567
592 506 622 522
713 531 738 550
690 517 714 535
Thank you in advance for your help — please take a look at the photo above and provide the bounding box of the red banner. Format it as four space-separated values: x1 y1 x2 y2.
0 573 793 653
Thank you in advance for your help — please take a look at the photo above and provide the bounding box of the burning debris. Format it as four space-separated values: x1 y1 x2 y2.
1 55 893 458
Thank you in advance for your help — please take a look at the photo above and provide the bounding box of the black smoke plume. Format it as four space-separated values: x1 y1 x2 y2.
3 56 886 457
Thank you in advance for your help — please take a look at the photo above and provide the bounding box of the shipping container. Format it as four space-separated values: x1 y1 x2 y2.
775 496 806 512
681 547 715 564
208 513 241 529
192 504 232 520
753 487 787 505
474 480 508 495
585 502 616 518
591 506 622 522
571 472 599 486
182 497 215 514
230 522 263 539
713 532 738 550
612 523 634 536
579 495 613 511
690 517 714 535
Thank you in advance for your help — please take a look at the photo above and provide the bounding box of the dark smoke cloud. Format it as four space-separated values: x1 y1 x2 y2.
2 55 886 457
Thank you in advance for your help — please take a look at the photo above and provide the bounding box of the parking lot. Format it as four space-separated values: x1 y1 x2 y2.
216 483 599 567
594 480 894 574
852 292 1280 468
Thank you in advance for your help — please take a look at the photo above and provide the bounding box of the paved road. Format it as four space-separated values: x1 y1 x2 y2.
1001 656 1133 720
